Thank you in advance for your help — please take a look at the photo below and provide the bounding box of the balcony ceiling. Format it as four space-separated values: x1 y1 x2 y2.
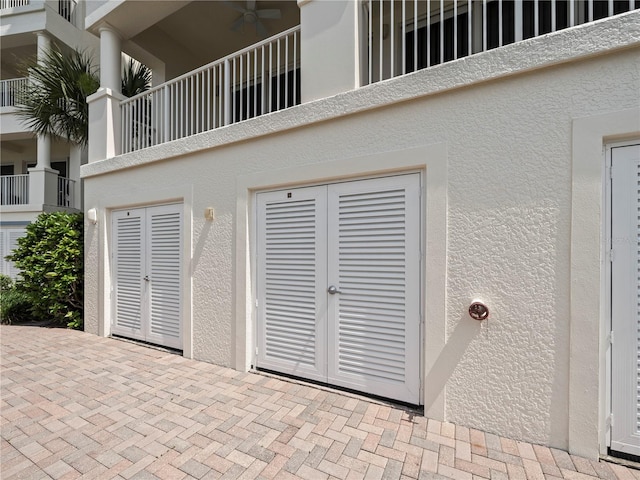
102 0 300 79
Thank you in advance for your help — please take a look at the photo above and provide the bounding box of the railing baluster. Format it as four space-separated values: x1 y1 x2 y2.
440 0 445 64
413 0 418 72
499 0 503 46
454 0 458 60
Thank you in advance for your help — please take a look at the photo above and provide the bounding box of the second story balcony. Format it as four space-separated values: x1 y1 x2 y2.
0 77 28 108
120 26 300 154
87 0 639 161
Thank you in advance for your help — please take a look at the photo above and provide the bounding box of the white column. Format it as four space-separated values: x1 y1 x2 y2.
88 23 125 162
99 25 122 94
35 32 52 169
298 0 360 102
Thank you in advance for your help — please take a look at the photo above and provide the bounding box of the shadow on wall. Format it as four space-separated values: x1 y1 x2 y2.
424 312 482 412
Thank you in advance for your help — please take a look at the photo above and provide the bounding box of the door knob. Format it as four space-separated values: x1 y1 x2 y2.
327 285 342 294
143 275 149 282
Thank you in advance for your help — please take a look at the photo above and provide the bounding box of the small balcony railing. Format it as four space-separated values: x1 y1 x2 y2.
57 0 76 25
363 0 639 85
0 175 29 206
0 0 29 9
121 26 301 154
0 78 29 107
57 177 75 207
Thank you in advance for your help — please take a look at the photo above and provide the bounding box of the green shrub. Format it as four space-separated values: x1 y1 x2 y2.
7 212 83 329
0 274 12 292
0 284 32 324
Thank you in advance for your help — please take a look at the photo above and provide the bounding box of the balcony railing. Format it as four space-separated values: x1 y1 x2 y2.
121 26 301 154
0 175 29 206
0 0 29 9
58 0 76 25
0 78 29 107
363 0 639 85
57 177 75 207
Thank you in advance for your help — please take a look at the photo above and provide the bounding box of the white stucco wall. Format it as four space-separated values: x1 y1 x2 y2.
82 12 640 458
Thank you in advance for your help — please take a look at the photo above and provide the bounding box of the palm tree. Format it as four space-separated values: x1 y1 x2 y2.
16 46 151 147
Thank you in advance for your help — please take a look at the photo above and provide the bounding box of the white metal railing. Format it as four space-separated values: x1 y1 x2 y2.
0 175 29 206
0 78 29 107
121 26 301 154
57 177 75 207
57 0 76 25
363 0 639 84
0 0 29 9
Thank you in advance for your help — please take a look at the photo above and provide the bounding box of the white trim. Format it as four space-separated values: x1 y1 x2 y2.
235 143 447 417
570 107 640 459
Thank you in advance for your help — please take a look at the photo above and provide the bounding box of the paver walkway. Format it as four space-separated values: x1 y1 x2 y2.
1 325 638 480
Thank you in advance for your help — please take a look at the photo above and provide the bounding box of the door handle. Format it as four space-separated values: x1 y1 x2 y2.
143 275 149 282
327 285 342 295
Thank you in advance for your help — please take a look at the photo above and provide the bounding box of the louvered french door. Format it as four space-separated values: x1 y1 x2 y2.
112 204 183 350
256 174 421 404
610 144 640 457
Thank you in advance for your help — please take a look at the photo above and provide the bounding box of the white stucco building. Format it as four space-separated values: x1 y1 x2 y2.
0 0 98 277
81 0 640 461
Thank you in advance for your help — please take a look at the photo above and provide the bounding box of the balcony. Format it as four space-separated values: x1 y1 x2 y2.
1 173 76 208
0 0 29 9
104 1 637 157
0 78 28 108
120 26 300 154
0 174 28 205
363 0 640 84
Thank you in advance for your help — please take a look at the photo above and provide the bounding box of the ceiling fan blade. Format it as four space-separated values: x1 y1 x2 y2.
222 1 246 14
256 8 281 19
247 0 256 11
256 19 268 37
231 15 245 32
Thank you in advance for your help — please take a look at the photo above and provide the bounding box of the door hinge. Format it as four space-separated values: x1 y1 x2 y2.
255 299 259 308
607 413 614 429
609 248 614 263
255 346 259 356
608 331 614 345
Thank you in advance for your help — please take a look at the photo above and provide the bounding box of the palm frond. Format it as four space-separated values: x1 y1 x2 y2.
15 46 99 147
122 59 152 98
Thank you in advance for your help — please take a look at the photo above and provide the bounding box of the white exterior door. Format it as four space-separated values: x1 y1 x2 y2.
112 204 183 350
610 144 640 457
256 174 421 404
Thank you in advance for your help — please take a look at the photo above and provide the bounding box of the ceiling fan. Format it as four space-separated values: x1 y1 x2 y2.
223 0 282 37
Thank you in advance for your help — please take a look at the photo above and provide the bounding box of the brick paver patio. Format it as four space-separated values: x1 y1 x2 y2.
1 325 638 480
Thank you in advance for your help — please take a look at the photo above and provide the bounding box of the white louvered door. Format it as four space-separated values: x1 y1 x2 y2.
112 205 182 350
611 144 640 457
256 186 328 382
113 210 145 340
327 176 420 404
256 174 421 404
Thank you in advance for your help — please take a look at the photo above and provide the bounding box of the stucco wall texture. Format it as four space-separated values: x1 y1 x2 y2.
83 31 640 453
